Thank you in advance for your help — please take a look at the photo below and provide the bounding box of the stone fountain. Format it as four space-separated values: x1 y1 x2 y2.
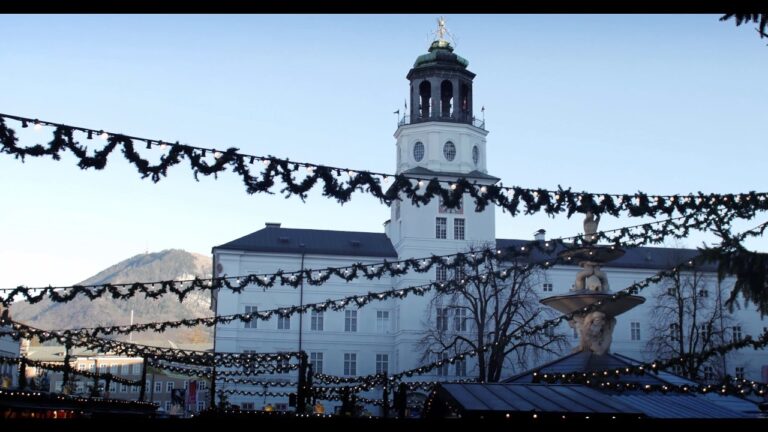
540 212 645 355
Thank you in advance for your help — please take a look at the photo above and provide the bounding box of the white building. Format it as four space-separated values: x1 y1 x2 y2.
212 35 768 412
0 307 20 389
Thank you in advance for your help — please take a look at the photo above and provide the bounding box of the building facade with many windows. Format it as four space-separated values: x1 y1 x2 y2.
212 36 768 412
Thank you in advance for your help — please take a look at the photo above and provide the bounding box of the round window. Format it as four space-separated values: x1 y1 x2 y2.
443 141 456 161
413 142 425 162
472 145 479 165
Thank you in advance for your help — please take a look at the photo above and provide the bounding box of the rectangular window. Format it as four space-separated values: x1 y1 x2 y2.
244 305 258 329
376 311 390 333
376 354 389 374
439 196 463 214
667 287 676 296
166 382 174 393
77 364 86 371
197 401 205 412
453 308 467 332
435 265 447 282
241 402 254 411
733 326 742 341
698 289 709 298
670 323 680 341
310 352 324 374
436 307 449 331
437 353 449 377
704 366 716 381
311 310 324 331
343 353 357 376
453 266 466 282
109 364 117 374
700 324 710 339
453 218 465 240
121 383 128 393
165 401 172 411
345 310 358 332
117 364 122 374
199 381 207 390
109 382 117 393
542 283 553 292
455 358 466 377
631 322 641 341
155 381 162 393
735 367 745 380
277 313 290 330
435 217 447 239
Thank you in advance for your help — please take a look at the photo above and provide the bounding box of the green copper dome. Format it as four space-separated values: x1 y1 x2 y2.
413 40 469 68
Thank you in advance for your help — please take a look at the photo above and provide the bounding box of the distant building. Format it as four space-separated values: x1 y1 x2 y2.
211 31 768 413
0 306 20 389
24 345 211 414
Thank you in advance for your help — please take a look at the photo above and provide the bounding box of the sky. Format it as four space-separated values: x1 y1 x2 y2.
0 14 766 289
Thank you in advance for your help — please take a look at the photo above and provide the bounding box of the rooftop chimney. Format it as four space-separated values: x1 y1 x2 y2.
534 229 546 241
265 222 282 229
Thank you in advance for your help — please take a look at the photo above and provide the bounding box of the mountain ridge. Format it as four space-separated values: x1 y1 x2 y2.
11 249 213 347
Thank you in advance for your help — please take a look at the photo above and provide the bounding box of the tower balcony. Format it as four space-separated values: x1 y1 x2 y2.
397 112 486 130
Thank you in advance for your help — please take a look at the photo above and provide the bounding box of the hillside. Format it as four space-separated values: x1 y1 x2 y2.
11 249 213 347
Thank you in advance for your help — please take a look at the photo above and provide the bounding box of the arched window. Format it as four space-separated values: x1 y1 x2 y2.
472 145 479 165
440 80 453 118
419 81 431 118
413 142 425 162
443 141 456 161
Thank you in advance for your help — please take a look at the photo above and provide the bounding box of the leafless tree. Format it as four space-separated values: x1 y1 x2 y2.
646 267 735 382
418 245 566 383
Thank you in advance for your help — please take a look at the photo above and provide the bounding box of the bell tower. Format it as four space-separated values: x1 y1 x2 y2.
388 19 497 258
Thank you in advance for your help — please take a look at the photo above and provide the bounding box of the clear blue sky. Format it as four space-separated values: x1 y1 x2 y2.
0 15 766 288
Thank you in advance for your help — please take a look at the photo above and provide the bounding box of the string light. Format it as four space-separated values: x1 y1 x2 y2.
0 113 765 224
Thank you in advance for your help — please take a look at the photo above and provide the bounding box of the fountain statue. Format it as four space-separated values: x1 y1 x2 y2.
540 211 644 355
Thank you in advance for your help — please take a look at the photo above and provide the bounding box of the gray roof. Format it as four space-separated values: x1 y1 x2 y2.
401 166 500 182
502 351 760 419
505 351 698 387
495 239 716 271
437 382 643 415
610 393 757 419
213 226 715 268
213 227 398 258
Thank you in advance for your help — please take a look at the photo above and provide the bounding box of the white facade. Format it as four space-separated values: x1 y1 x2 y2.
0 307 20 389
212 40 768 412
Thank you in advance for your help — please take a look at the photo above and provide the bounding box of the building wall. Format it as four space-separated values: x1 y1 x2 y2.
212 43 768 411
0 308 20 389
26 356 210 413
